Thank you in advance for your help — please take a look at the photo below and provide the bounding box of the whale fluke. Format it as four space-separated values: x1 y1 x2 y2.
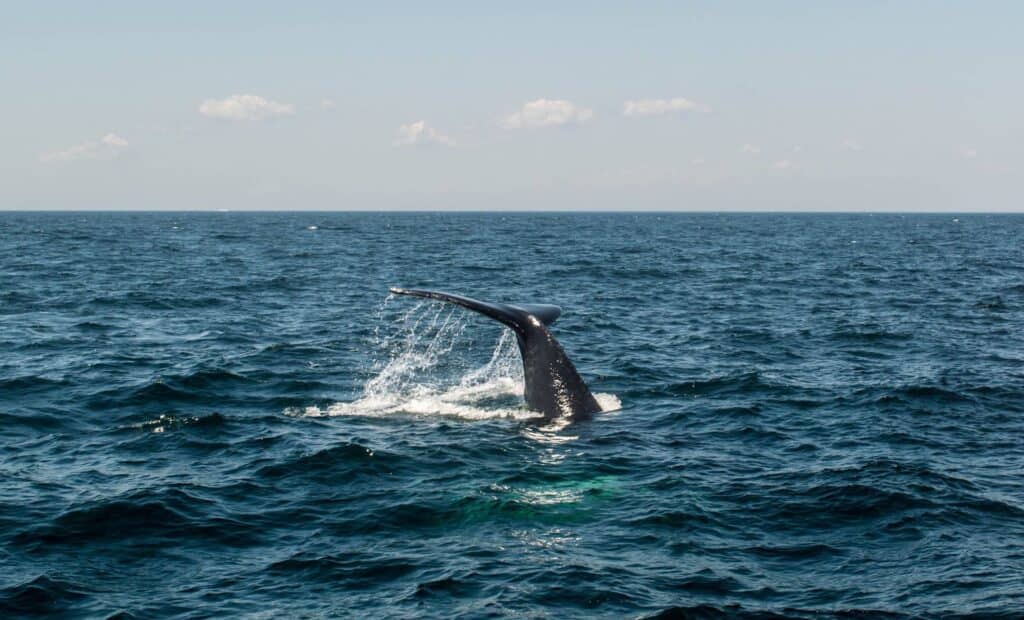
389 287 601 422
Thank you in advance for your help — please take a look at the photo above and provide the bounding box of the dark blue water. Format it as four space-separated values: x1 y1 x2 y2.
2 212 1023 618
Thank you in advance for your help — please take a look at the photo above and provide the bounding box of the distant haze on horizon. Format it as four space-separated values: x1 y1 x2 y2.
3 2 1021 211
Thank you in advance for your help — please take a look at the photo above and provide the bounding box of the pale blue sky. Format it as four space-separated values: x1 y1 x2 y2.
3 2 1021 210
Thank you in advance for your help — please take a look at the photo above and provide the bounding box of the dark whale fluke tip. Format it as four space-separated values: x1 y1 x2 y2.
388 287 600 422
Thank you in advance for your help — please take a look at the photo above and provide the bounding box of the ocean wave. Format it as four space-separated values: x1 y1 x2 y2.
72 320 116 332
744 542 843 561
88 381 202 408
256 442 396 480
520 565 638 609
120 412 229 434
413 574 478 599
265 552 419 586
703 424 791 442
0 410 67 431
878 385 975 404
0 375 70 393
766 483 937 526
0 576 88 617
818 458 979 491
955 496 1024 520
13 488 259 548
672 570 746 596
626 507 725 534
223 275 302 293
829 328 914 343
84 291 225 310
87 369 254 409
644 604 907 619
644 371 780 398
173 369 252 389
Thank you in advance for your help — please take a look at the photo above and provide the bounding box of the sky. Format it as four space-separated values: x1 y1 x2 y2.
2 1 1021 211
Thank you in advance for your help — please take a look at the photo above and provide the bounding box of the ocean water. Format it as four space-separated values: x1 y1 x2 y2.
1 211 1023 619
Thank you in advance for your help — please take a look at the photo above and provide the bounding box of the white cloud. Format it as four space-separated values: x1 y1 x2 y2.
962 148 978 159
740 143 760 154
40 133 129 163
320 99 336 111
691 157 706 166
500 98 593 129
101 133 129 147
774 159 795 169
394 120 456 147
842 139 863 151
622 97 711 117
198 94 295 121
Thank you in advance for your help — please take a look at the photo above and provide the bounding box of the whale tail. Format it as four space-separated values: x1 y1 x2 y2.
389 287 600 421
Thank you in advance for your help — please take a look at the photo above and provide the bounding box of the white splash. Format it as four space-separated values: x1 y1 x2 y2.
594 392 622 412
297 297 620 421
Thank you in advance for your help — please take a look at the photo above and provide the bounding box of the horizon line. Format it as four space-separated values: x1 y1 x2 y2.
1 209 1022 215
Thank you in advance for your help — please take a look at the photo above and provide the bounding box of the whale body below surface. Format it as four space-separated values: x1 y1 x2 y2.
389 287 602 422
